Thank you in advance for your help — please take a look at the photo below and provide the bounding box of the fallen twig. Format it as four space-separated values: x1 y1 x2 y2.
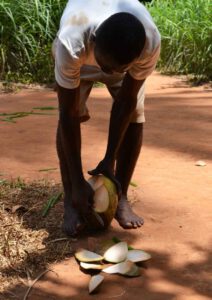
46 237 69 244
23 269 52 300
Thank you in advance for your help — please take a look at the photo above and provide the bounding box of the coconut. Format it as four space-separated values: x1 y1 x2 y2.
88 175 118 229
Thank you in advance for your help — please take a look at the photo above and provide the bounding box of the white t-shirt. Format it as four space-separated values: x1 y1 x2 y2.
54 0 161 89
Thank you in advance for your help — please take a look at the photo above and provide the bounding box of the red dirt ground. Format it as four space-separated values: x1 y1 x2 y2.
0 73 212 299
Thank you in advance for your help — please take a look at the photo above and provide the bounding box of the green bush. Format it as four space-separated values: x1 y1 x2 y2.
147 0 212 81
0 0 211 83
0 0 66 83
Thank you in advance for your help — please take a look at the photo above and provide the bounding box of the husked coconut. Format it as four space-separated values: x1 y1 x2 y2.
87 175 118 229
93 185 109 213
88 176 104 191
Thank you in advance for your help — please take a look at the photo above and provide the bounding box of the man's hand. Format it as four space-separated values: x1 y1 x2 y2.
72 179 95 221
88 159 122 198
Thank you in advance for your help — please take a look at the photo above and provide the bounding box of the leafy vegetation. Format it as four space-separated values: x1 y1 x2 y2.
0 0 211 84
0 0 66 83
147 0 212 82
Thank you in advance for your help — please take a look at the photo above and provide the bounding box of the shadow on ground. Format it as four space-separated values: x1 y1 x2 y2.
0 181 211 300
87 91 212 161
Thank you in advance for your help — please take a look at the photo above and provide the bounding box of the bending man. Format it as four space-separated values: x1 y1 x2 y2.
53 0 161 236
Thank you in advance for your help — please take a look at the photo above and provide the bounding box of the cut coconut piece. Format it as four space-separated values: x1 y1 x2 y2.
89 274 104 294
103 260 140 277
75 249 103 262
127 249 151 262
93 185 109 213
124 263 140 277
80 262 105 270
104 242 128 263
103 260 132 274
88 176 104 191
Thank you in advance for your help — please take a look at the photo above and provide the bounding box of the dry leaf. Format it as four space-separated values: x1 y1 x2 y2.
11 205 27 214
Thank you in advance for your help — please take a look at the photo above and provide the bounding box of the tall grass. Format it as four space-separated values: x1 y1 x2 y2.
0 0 66 83
147 0 212 82
0 0 211 83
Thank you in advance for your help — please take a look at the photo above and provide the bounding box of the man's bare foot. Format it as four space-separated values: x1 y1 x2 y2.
63 203 84 236
115 196 144 229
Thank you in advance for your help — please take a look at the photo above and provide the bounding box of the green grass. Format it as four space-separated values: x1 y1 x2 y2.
0 0 66 83
147 0 212 82
0 0 211 84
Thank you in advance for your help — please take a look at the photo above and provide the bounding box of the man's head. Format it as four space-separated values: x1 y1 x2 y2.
94 12 146 74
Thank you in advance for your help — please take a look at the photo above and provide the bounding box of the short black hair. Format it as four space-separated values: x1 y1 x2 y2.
95 12 146 65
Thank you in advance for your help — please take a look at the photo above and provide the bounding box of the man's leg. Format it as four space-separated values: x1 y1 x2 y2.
107 79 145 229
56 123 84 236
56 79 93 236
115 122 144 228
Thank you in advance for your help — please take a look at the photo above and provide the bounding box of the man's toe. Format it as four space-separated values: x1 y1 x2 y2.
136 222 142 227
124 221 135 229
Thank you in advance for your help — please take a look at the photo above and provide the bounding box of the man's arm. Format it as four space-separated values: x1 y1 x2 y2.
57 84 94 217
89 73 145 189
105 73 145 162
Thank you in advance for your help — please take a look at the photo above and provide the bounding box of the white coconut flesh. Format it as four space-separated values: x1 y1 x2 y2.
88 176 104 191
103 242 128 263
103 260 140 277
89 274 104 294
80 262 105 270
124 263 140 277
93 185 109 213
127 249 151 262
75 249 103 262
103 260 133 274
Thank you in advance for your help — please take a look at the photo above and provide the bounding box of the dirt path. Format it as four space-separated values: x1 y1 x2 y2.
0 73 212 299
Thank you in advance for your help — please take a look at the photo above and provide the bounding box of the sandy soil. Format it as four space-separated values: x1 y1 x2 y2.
0 72 212 299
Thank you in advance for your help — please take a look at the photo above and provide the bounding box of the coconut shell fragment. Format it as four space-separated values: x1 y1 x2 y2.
103 260 132 274
124 263 140 277
75 249 103 262
127 249 151 262
103 260 140 277
80 262 105 270
89 274 104 293
103 242 128 263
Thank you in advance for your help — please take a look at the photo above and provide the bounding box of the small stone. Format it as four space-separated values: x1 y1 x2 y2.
195 160 206 167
